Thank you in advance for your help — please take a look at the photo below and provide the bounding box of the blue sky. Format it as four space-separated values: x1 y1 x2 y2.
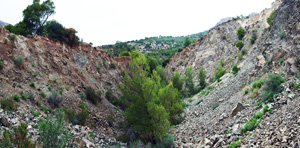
0 0 275 45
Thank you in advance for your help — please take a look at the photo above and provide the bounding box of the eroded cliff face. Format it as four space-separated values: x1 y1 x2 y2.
166 0 300 147
0 26 130 147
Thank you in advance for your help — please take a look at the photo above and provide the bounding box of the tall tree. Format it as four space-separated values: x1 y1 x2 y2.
198 66 207 89
237 26 245 40
171 72 184 92
23 0 55 35
184 66 195 96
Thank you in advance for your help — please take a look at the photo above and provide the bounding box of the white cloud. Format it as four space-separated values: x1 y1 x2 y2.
0 0 275 45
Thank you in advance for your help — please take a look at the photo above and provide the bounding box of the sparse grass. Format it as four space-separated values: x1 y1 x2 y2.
188 98 193 103
14 57 24 68
229 140 241 148
40 106 52 113
0 99 17 111
194 100 203 106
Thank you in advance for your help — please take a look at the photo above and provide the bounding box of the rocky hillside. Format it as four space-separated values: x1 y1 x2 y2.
167 0 300 147
0 26 130 147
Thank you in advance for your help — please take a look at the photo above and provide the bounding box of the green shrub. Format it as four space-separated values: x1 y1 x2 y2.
59 90 63 95
65 86 69 91
228 140 241 148
8 34 16 41
237 53 243 60
96 65 100 70
266 60 271 65
40 106 52 113
0 99 17 111
21 92 27 99
188 99 193 102
215 65 226 80
40 91 46 97
0 123 36 148
294 83 300 90
13 94 20 101
252 80 264 88
254 111 263 119
241 48 247 55
194 100 203 106
297 73 300 79
251 32 257 44
241 117 257 134
244 89 249 95
278 58 284 63
222 35 226 40
119 51 130 57
212 103 219 110
29 82 35 87
80 93 85 98
110 62 116 69
235 41 244 49
256 101 262 107
279 30 286 39
77 103 89 126
63 108 76 124
33 73 38 77
232 63 239 75
86 87 101 105
262 73 284 102
38 111 72 148
48 86 52 91
14 57 24 68
47 90 63 107
267 10 275 27
263 105 270 114
184 36 192 48
156 133 175 148
237 26 245 40
0 61 3 69
32 110 40 117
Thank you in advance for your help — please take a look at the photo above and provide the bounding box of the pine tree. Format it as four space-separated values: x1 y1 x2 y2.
198 66 207 89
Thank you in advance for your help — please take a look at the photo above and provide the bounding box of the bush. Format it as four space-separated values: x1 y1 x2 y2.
14 57 24 68
0 99 17 111
0 123 36 148
63 108 76 124
29 82 35 87
110 62 116 69
38 111 72 148
86 87 101 105
237 26 245 40
40 106 52 113
13 94 20 101
241 118 257 134
232 63 239 75
184 36 192 48
235 40 244 49
244 89 249 95
297 73 300 79
267 10 275 27
198 66 207 90
0 61 3 69
21 92 27 99
33 73 38 77
48 86 52 91
32 110 40 117
77 103 89 126
252 80 264 88
279 30 286 39
47 90 63 107
171 72 184 92
256 101 262 107
262 73 284 102
251 32 257 44
119 51 130 57
40 91 46 97
215 65 226 81
156 133 175 148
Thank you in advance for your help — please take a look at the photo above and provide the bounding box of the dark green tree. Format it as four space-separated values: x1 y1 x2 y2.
158 82 183 125
171 72 184 92
237 26 245 40
198 66 207 89
184 36 192 48
184 66 195 96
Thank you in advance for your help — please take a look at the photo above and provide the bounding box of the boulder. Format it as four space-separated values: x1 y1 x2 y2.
231 103 245 117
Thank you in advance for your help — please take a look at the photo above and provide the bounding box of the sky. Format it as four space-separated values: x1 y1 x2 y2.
0 0 275 46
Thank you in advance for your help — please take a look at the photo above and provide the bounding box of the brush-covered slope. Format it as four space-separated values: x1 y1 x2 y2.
0 26 130 147
167 0 300 147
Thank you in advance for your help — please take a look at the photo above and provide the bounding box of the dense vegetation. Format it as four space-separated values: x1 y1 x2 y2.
5 0 80 47
102 31 208 66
